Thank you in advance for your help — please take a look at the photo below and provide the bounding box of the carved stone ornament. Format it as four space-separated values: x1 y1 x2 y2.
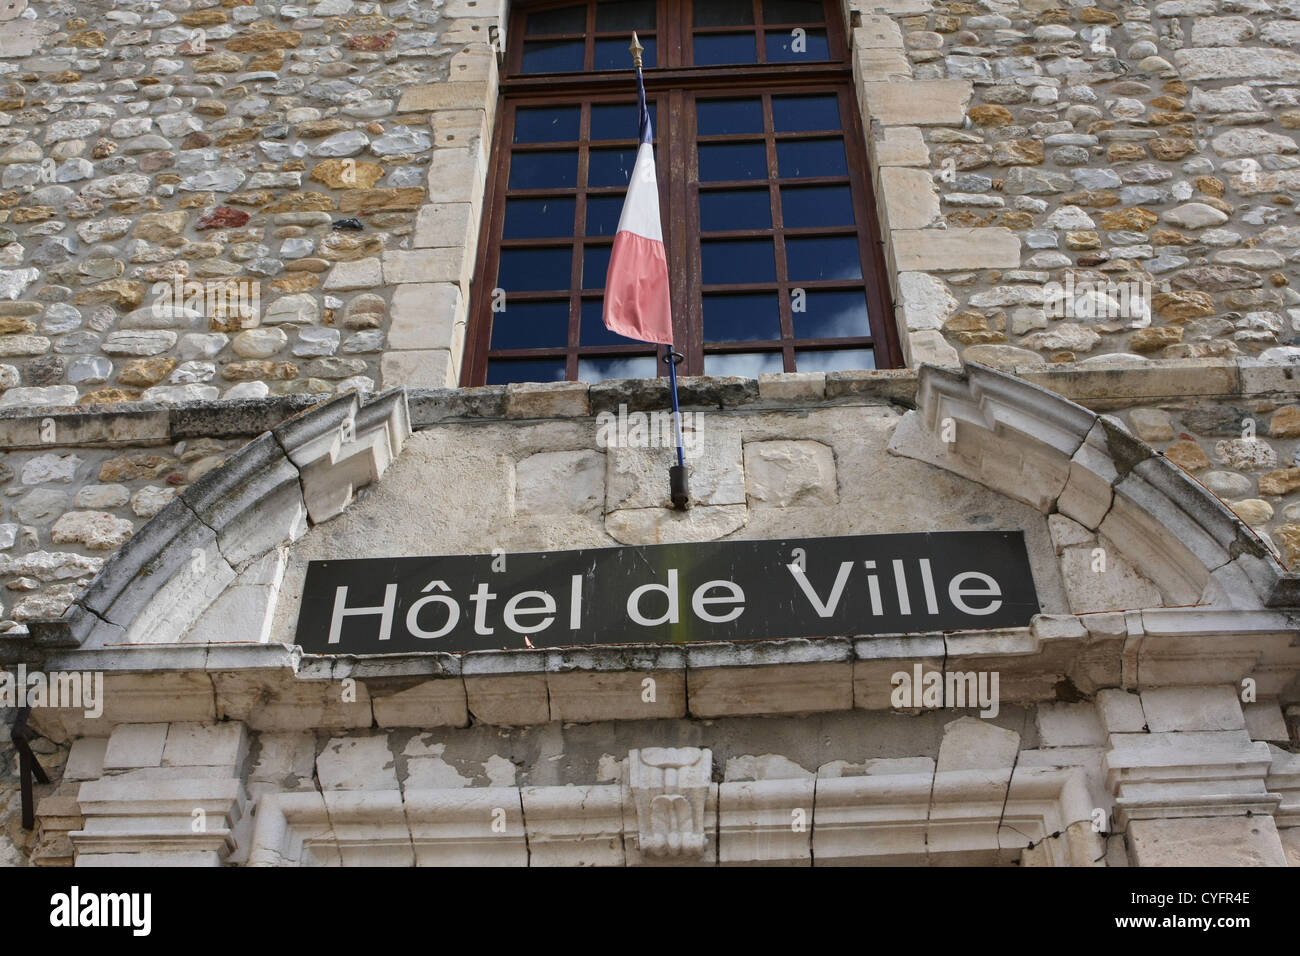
627 747 711 858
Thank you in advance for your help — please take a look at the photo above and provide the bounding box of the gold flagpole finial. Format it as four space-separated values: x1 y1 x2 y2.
629 31 644 70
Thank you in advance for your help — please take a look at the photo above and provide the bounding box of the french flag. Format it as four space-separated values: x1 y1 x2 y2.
602 58 672 345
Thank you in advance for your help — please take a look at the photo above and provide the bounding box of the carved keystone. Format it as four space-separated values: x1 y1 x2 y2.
627 747 711 858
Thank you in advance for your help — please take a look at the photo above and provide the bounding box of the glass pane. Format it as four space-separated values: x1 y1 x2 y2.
582 244 612 289
526 5 586 34
777 138 847 178
487 358 568 384
781 185 854 227
700 189 771 231
694 33 758 65
514 107 581 143
696 0 755 26
498 247 574 291
703 293 781 341
702 239 776 284
589 148 637 186
521 39 586 73
595 36 657 70
794 290 869 337
773 95 841 132
490 301 571 350
578 355 658 381
699 142 767 181
596 0 656 30
509 151 578 189
795 348 875 372
705 351 784 376
762 0 826 24
586 196 625 236
785 236 862 281
766 28 829 61
582 299 645 345
504 197 577 239
591 102 657 140
696 98 764 135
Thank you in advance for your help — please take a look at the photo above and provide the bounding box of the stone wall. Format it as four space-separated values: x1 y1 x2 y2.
0 0 498 410
856 0 1300 370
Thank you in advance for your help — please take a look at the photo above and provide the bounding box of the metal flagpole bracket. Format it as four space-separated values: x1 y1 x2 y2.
10 706 49 831
663 348 690 511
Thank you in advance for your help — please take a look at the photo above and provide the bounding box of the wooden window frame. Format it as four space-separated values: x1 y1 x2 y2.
463 0 901 385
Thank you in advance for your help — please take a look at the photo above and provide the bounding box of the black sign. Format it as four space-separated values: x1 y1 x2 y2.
294 532 1040 655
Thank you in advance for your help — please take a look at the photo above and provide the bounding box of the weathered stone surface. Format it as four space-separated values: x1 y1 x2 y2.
51 510 134 550
743 441 838 508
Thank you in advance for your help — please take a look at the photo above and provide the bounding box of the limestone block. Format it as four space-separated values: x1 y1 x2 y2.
604 503 749 545
897 271 958 332
1096 688 1147 734
404 788 527 866
547 666 686 722
64 738 108 781
743 439 837 508
1140 686 1245 733
812 771 932 864
906 329 961 367
879 166 941 230
937 717 1021 773
1243 702 1290 744
859 79 972 126
162 722 249 771
853 634 946 710
757 371 825 401
383 247 472 290
689 660 852 718
250 732 316 785
718 778 815 865
515 450 604 516
425 145 487 218
504 381 590 419
413 202 476 249
371 679 469 729
606 420 742 510
323 790 413 866
388 282 464 352
873 125 929 167
380 349 458 389
1127 815 1287 866
520 785 625 867
1036 702 1105 748
315 736 398 791
625 747 712 862
1058 541 1163 614
103 723 168 770
892 228 1021 272
463 660 549 725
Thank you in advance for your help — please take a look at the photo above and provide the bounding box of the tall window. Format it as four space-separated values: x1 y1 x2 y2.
464 0 900 386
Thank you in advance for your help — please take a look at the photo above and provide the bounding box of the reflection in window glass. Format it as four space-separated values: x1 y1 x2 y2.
589 148 637 186
694 33 758 65
509 151 578 189
781 185 854 228
702 239 776 284
706 352 785 377
526 5 586 34
703 293 781 342
579 355 658 381
699 142 767 182
503 197 576 239
514 107 581 143
582 300 644 345
591 103 657 140
773 95 841 132
595 37 657 70
499 248 574 291
795 348 875 372
586 196 625 236
696 99 764 135
695 0 755 27
582 244 612 289
490 301 570 350
488 358 569 384
794 290 869 338
776 138 847 178
766 29 829 61
786 237 862 281
521 39 586 73
700 190 771 232
595 0 656 30
762 0 826 24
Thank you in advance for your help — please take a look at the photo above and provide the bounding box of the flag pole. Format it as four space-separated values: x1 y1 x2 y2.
630 32 690 510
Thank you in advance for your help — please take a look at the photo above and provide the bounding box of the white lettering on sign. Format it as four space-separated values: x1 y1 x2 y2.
328 583 397 644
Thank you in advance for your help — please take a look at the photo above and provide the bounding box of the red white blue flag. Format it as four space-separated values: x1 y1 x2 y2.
602 59 673 345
